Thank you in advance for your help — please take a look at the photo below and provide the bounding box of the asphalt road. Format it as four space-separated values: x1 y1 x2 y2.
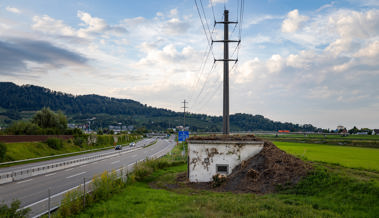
0 136 176 217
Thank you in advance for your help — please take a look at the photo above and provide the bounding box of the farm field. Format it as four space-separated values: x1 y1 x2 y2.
258 134 379 148
274 141 379 171
260 133 379 140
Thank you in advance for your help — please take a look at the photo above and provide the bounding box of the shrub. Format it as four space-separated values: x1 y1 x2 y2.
212 174 227 187
59 187 84 217
0 142 6 161
73 136 84 146
92 171 125 201
5 121 41 135
96 135 114 146
45 138 63 150
0 200 30 217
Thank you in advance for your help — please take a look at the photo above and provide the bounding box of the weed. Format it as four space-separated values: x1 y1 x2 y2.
45 138 63 150
0 200 30 218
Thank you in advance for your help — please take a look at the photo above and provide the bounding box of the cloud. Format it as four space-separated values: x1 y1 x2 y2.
247 15 282 26
6 6 21 14
33 15 76 36
328 9 379 40
281 9 309 33
0 38 88 76
212 0 228 4
316 2 335 12
32 11 127 39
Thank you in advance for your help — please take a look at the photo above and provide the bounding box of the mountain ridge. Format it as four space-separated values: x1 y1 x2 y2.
0 82 321 132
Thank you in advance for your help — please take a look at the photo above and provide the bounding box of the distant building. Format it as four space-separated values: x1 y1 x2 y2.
374 129 379 135
336 125 347 134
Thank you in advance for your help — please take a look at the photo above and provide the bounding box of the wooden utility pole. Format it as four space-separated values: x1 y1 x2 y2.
213 10 239 135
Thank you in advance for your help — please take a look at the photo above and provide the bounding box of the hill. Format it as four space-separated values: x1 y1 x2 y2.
0 82 321 132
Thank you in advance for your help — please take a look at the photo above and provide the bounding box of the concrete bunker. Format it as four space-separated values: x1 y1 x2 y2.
188 136 264 182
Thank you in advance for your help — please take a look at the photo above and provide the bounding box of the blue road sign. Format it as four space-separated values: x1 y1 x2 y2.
178 131 189 142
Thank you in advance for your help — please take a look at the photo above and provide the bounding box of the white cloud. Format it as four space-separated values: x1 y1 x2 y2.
247 15 282 26
281 9 309 33
212 0 228 4
6 6 21 14
32 15 76 36
328 9 379 39
354 40 379 58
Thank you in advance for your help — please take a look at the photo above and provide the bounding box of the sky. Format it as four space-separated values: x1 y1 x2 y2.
0 0 378 130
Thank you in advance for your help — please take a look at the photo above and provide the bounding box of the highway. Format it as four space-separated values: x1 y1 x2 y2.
0 136 176 217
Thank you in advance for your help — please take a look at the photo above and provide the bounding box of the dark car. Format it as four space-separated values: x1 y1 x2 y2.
115 145 122 150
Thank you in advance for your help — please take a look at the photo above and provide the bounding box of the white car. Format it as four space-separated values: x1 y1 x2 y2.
129 142 136 147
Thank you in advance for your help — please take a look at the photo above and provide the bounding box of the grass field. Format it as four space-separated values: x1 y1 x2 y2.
274 141 379 171
260 133 379 140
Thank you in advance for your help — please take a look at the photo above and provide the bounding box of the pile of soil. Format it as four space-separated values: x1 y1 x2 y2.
188 134 260 141
217 140 311 193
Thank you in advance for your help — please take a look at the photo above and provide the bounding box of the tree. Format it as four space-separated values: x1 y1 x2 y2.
348 126 359 134
6 121 41 135
32 107 58 129
32 107 67 132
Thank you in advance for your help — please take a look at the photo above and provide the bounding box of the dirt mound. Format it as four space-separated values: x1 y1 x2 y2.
217 141 311 193
189 134 260 141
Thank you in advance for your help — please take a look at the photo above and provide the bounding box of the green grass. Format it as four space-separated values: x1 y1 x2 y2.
258 134 379 148
0 135 142 167
260 133 379 140
274 141 379 171
75 162 379 218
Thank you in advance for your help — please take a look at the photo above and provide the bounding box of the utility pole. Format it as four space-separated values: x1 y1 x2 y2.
182 100 188 130
213 10 239 135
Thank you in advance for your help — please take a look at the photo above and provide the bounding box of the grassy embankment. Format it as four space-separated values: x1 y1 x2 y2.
0 134 141 167
68 140 379 218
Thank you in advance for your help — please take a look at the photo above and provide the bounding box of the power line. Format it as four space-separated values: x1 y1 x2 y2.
209 0 216 22
191 61 217 106
199 0 213 40
195 62 239 112
194 0 211 47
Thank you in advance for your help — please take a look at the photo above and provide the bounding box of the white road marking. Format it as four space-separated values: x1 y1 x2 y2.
111 160 120 164
66 171 87 179
21 180 93 211
64 168 73 172
17 179 33 184
45 173 56 177
127 163 134 167
79 164 87 168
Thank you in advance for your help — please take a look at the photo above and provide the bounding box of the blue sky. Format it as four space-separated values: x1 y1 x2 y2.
0 0 378 129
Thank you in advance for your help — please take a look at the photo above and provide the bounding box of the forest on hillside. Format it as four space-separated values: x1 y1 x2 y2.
0 82 322 132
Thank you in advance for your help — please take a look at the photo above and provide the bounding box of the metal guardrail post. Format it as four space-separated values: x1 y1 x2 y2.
83 178 86 208
48 188 51 218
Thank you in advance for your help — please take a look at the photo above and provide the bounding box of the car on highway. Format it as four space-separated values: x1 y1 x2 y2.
115 144 122 150
129 142 136 147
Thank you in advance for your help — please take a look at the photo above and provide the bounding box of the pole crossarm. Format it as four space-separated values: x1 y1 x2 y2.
212 40 241 43
215 21 238 25
214 59 238 63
